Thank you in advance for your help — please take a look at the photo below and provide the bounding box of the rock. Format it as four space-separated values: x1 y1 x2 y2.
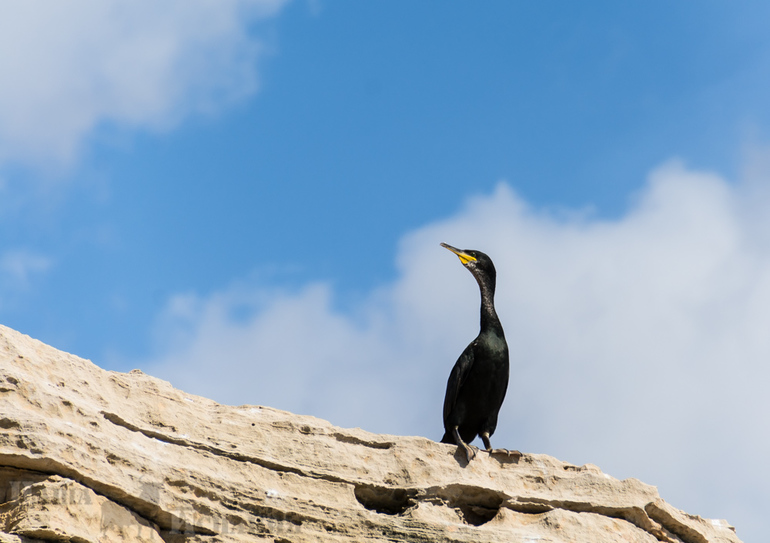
0 324 742 542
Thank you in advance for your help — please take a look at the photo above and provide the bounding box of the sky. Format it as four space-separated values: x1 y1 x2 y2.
1 1 769 540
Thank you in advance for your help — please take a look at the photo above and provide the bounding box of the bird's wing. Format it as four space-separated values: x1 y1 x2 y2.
443 341 475 422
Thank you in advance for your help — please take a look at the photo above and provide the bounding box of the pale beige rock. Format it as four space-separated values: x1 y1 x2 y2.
0 325 742 542
0 469 163 543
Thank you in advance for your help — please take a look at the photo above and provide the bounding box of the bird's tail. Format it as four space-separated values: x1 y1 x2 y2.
439 430 455 444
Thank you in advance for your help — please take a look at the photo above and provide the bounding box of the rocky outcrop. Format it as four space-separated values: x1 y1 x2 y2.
0 325 741 542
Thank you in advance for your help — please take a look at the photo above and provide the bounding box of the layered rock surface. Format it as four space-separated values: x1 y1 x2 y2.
0 325 741 543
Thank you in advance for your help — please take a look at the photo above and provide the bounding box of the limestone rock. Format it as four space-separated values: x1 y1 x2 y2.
0 325 742 542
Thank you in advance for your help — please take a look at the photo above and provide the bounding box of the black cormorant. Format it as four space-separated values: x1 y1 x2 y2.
439 242 509 462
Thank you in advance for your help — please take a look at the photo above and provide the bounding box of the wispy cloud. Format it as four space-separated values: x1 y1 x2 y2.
142 159 770 539
0 249 52 290
0 0 288 168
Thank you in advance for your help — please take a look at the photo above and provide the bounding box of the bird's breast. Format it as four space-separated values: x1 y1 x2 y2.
478 331 508 357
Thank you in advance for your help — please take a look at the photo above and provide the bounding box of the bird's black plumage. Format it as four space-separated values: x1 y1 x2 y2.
439 243 509 462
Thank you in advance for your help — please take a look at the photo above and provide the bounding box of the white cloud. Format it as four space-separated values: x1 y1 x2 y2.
142 160 770 541
0 0 287 167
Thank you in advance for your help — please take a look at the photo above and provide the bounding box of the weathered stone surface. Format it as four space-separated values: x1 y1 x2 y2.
0 325 742 542
0 468 163 543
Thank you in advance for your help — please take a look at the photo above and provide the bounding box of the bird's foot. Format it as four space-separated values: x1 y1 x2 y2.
486 448 522 459
460 443 480 462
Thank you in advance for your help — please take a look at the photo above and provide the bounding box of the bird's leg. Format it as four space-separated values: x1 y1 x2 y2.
481 432 522 458
452 427 478 462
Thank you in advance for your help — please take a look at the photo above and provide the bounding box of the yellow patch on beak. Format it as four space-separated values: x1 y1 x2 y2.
441 243 477 265
457 253 476 265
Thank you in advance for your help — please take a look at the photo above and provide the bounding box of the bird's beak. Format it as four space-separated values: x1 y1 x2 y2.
440 242 477 265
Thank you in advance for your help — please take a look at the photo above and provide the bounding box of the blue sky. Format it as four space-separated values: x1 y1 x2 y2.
2 2 769 540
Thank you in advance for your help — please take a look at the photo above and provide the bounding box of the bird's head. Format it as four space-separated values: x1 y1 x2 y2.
440 242 497 285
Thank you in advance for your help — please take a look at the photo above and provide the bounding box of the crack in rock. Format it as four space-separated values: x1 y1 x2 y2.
505 496 681 542
100 411 365 488
0 466 165 542
646 500 712 543
330 433 395 450
355 483 699 542
0 454 210 538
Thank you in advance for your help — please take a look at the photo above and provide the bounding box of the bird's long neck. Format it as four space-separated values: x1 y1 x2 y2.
477 276 502 334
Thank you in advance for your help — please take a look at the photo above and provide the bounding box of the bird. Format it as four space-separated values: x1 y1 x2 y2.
439 242 510 462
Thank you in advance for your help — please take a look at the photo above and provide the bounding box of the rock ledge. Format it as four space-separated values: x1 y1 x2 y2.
0 325 741 542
